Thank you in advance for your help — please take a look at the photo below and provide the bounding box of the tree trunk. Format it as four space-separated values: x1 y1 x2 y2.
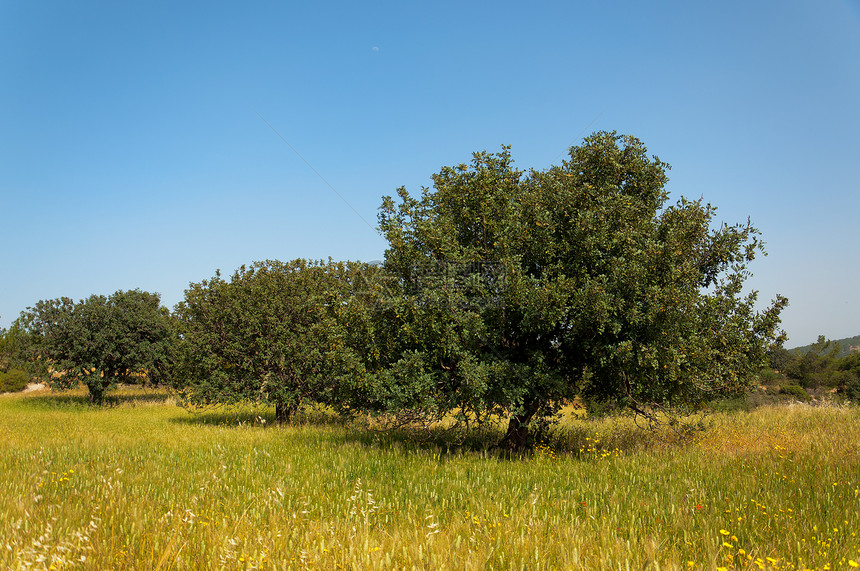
87 380 105 405
498 399 542 453
275 401 298 424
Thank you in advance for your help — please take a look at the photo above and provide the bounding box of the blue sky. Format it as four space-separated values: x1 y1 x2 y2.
2 0 858 347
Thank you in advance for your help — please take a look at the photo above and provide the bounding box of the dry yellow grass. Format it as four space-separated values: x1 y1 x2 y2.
1 390 858 569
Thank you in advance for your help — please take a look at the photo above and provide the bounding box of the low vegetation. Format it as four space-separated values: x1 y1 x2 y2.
1 388 858 570
0 368 29 393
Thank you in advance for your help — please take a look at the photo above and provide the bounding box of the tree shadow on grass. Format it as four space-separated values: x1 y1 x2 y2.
169 405 511 456
16 392 672 459
346 425 508 457
21 389 173 409
169 403 637 459
170 404 349 429
339 410 707 460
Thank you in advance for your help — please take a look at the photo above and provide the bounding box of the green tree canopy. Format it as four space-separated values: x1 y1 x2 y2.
20 289 175 404
784 335 842 389
0 321 38 393
366 131 787 450
0 321 32 374
173 259 375 422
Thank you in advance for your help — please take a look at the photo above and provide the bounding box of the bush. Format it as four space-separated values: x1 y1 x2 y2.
707 389 783 412
779 384 811 402
707 395 753 413
758 369 791 394
841 376 860 402
757 368 783 386
0 369 30 393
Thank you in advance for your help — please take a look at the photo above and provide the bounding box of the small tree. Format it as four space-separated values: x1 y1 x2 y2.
837 353 860 401
0 321 39 393
785 335 842 389
1 321 35 372
369 132 787 450
173 259 371 423
20 290 175 404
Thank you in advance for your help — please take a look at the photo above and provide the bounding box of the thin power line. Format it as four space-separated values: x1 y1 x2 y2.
255 110 380 235
549 106 608 166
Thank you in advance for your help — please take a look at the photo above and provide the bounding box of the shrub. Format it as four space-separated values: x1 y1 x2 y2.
0 369 30 393
757 367 783 386
707 395 752 413
779 383 810 402
841 376 860 402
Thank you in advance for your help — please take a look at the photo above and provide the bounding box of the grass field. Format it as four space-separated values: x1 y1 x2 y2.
1 388 859 570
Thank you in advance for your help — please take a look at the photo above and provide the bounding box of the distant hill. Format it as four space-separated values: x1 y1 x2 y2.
789 334 860 359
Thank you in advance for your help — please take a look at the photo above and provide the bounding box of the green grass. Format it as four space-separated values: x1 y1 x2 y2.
1 389 859 570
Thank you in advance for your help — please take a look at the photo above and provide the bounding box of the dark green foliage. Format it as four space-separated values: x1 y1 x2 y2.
0 369 30 393
707 389 782 413
0 322 39 378
837 353 860 401
19 290 175 404
366 131 787 450
767 346 795 372
785 335 844 389
779 383 811 401
772 335 860 397
173 259 373 423
756 367 783 385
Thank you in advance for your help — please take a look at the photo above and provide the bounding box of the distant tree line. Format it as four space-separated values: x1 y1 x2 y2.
786 335 860 360
769 336 860 400
5 132 790 450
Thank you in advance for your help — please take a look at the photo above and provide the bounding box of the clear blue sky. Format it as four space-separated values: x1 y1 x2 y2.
2 0 858 347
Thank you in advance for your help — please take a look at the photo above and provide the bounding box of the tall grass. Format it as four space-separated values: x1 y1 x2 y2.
1 389 858 570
